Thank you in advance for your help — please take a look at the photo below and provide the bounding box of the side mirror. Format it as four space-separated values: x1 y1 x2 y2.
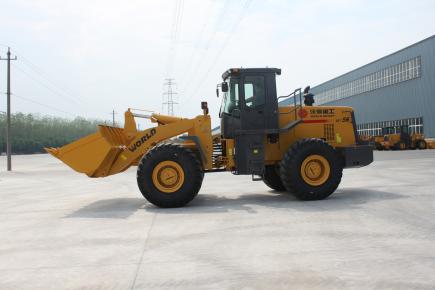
216 88 219 98
222 82 229 92
201 101 209 115
231 109 240 118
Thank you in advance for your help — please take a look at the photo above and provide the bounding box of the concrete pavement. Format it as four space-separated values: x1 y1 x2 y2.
1 151 435 289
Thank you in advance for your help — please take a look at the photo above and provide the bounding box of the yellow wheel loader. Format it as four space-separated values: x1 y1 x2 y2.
376 125 427 150
46 68 373 208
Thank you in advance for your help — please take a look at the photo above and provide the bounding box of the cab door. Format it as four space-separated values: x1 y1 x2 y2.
234 74 268 175
240 75 267 131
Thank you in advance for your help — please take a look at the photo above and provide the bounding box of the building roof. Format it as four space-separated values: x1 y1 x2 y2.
313 34 435 88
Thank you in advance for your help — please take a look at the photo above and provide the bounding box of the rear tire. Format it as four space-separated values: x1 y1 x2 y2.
417 140 427 150
137 144 204 208
375 143 383 151
263 165 286 191
280 138 343 201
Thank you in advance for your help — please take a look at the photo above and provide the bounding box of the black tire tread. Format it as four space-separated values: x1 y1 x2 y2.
279 138 343 201
137 143 203 208
417 140 427 150
263 165 286 191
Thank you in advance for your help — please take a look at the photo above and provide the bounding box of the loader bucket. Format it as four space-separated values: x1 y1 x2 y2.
45 126 127 177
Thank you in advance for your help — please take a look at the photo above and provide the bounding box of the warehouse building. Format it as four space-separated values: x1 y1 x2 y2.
280 35 435 137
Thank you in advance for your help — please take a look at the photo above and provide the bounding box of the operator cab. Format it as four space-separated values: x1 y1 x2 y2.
218 68 281 139
217 68 281 175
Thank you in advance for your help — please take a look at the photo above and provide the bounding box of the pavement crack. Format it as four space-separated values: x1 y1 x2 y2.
130 212 157 290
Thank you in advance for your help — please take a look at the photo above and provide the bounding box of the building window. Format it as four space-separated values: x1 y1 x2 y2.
315 56 422 105
357 117 424 136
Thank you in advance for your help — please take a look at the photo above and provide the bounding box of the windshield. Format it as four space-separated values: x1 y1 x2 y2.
220 78 239 116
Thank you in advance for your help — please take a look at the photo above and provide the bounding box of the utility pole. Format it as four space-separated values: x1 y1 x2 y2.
162 78 178 116
1 47 17 171
0 111 5 158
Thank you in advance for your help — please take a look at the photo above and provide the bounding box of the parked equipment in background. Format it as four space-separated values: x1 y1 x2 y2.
375 125 427 150
47 68 373 208
427 139 435 149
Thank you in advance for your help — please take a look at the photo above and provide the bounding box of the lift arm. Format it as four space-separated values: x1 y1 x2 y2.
46 109 213 177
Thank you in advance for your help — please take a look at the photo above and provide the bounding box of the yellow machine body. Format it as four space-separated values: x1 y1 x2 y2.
46 67 373 207
47 105 362 176
270 106 357 160
220 106 359 171
380 134 402 150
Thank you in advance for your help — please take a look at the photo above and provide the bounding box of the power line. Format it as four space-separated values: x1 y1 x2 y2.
182 0 253 106
15 53 88 105
178 0 218 84
13 64 83 107
162 0 184 114
12 93 78 117
0 44 87 106
0 44 90 117
189 0 253 96
179 0 231 88
165 0 185 78
3 90 80 118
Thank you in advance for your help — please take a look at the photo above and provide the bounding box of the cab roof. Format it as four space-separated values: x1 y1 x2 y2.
222 68 281 80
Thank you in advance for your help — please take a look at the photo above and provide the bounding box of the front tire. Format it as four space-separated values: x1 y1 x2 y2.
263 165 286 191
280 138 343 201
137 144 204 208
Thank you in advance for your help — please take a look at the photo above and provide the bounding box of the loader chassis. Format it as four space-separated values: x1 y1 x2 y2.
46 67 373 208
219 68 372 175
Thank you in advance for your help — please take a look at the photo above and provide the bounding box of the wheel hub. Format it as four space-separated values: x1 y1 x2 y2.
152 161 185 193
301 155 330 186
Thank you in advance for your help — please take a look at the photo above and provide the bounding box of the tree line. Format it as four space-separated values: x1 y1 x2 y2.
0 113 105 154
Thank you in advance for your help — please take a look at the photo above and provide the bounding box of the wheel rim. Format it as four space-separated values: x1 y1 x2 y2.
300 155 330 186
152 161 185 193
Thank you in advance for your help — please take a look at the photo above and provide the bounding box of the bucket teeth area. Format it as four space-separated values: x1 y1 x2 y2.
45 147 60 157
98 125 129 146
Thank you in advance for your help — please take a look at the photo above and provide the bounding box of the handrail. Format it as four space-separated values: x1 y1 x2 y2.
129 108 155 113
132 113 152 119
277 88 301 100
278 88 303 120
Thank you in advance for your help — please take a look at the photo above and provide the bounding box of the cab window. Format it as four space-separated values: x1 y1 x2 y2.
244 76 265 108
221 80 239 115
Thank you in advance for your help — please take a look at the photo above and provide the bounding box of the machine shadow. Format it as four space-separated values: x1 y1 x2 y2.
66 187 407 219
66 198 146 219
148 188 406 214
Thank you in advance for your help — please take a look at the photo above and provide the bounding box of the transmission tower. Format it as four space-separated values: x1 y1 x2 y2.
162 78 178 116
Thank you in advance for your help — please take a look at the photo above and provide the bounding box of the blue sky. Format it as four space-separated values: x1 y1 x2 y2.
0 0 434 126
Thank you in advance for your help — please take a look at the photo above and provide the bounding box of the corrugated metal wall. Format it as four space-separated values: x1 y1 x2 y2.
281 35 435 137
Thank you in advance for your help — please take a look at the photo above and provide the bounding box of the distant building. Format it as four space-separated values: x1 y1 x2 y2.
280 35 435 137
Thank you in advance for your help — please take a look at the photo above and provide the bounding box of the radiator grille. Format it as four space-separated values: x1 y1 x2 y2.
324 124 335 141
